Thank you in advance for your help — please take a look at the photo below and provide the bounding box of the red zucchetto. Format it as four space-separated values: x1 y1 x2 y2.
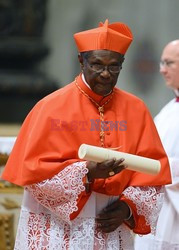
74 19 133 55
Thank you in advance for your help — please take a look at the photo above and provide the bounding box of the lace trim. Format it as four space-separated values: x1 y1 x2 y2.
123 186 164 234
14 209 134 250
26 161 88 223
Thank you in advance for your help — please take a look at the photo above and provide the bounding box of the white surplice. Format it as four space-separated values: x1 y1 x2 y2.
135 98 179 250
13 161 164 250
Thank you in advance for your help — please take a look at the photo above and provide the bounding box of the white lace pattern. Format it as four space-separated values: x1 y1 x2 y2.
25 161 88 223
15 209 135 249
123 186 164 234
14 162 163 249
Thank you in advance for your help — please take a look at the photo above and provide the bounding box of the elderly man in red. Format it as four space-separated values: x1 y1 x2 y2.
2 20 171 249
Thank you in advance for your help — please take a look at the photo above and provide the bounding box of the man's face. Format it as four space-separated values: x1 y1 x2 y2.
160 41 179 90
79 50 124 96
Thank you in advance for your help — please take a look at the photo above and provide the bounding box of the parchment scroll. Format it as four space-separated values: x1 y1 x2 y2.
78 144 161 175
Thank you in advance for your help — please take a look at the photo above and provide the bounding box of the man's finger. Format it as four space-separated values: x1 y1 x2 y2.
102 200 120 212
97 159 116 170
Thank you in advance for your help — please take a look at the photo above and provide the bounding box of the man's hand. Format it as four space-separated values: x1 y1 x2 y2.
86 158 126 181
96 200 135 233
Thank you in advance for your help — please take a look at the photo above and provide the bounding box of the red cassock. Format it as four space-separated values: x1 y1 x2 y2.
2 73 171 234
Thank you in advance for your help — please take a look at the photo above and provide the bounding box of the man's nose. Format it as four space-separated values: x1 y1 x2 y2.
100 67 111 77
160 66 167 74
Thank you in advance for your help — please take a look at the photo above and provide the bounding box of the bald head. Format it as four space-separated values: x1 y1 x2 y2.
160 40 179 90
165 39 179 47
163 40 179 56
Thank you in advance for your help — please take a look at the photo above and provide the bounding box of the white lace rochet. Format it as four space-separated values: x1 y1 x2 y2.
14 162 164 250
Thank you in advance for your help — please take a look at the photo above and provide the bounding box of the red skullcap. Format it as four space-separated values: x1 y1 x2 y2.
74 19 133 55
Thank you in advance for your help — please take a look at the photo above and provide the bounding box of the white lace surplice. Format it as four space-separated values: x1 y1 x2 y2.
14 162 164 250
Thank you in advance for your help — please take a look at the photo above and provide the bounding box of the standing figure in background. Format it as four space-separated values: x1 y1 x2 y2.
1 20 171 250
135 40 179 250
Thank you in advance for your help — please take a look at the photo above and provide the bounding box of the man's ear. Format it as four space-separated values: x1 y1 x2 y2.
78 53 84 69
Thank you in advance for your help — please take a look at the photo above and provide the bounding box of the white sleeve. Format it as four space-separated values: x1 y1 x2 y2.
164 156 179 213
165 182 179 214
122 186 164 234
25 161 88 223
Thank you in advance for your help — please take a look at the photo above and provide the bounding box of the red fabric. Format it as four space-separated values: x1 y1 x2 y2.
74 19 133 54
1 74 172 232
176 97 179 102
2 73 171 188
120 195 151 234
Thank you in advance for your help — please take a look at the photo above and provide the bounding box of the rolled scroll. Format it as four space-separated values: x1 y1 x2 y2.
78 144 161 175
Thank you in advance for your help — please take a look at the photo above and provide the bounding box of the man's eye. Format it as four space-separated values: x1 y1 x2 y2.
160 60 175 67
109 65 120 70
167 61 174 66
91 64 103 70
